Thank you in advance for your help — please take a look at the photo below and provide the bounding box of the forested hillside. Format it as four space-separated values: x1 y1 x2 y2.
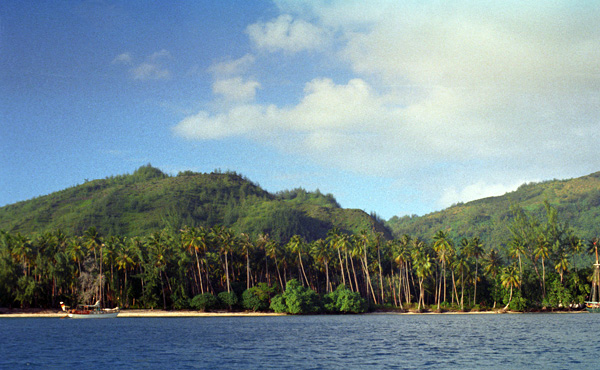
387 171 600 247
2 167 599 313
0 165 389 241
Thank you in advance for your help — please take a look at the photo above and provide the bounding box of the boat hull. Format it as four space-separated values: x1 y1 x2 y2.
585 302 600 313
67 312 119 319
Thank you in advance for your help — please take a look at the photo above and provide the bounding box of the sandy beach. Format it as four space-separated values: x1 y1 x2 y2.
0 309 288 318
1 308 572 318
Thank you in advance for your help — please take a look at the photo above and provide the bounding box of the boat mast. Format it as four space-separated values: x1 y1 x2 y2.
593 242 600 303
100 243 104 308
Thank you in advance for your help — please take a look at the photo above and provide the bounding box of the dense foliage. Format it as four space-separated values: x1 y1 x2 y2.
0 165 389 240
1 202 596 313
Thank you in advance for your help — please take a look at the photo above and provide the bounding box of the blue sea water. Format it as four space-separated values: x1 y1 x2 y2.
1 313 599 369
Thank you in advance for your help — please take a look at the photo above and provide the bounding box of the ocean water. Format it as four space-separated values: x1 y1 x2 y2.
1 313 598 369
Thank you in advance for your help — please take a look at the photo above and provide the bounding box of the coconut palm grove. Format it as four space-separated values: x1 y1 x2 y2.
0 166 598 313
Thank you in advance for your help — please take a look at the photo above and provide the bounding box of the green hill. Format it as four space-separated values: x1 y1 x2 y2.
0 165 390 241
387 171 600 246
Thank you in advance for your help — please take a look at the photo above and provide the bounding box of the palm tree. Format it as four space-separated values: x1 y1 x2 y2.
394 234 412 306
83 227 102 265
116 239 135 307
181 226 205 295
433 230 454 309
452 254 469 310
147 231 171 309
508 239 527 289
466 237 484 306
287 235 310 287
357 230 377 303
213 226 237 293
483 248 502 308
344 234 359 292
411 242 431 311
534 234 550 300
501 265 521 310
326 228 346 287
11 233 32 277
240 233 253 290
310 239 332 293
67 236 86 278
554 250 569 284
263 235 284 289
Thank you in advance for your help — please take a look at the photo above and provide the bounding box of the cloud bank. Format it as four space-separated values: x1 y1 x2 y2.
173 1 600 211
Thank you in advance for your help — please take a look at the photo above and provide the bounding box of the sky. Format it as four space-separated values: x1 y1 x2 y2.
1 1 600 220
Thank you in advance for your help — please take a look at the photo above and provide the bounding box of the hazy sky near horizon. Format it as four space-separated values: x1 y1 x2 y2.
2 1 599 219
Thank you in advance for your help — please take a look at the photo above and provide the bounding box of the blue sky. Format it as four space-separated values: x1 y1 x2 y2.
2 1 600 220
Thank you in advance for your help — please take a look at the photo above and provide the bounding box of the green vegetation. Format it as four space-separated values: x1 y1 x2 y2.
0 200 595 313
2 166 600 314
387 171 600 245
0 165 389 240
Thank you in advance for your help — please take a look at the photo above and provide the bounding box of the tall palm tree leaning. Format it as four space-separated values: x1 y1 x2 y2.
533 235 550 301
214 226 236 293
483 248 502 308
467 237 484 306
411 241 431 311
310 239 331 293
501 265 521 310
433 230 454 310
288 235 310 287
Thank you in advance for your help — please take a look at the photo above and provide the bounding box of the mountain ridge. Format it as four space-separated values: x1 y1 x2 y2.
0 165 390 241
386 171 600 245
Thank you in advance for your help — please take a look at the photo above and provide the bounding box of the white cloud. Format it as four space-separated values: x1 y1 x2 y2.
131 62 170 80
246 14 330 53
112 52 132 65
174 1 600 213
212 77 261 102
208 54 255 76
113 50 172 81
149 49 171 61
439 180 526 209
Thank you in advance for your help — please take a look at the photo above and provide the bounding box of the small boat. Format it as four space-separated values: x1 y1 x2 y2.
60 300 119 319
586 242 600 313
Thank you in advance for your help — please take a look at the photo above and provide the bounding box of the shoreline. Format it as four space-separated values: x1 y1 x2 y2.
0 308 586 318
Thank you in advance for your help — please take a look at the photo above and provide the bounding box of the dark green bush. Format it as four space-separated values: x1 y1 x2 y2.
269 279 321 314
323 285 367 313
218 291 239 308
242 283 274 311
191 293 218 311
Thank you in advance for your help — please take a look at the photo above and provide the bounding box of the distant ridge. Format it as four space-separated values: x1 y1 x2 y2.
0 165 391 241
387 171 600 246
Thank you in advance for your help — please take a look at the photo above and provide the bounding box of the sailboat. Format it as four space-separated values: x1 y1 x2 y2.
586 242 600 313
60 300 119 319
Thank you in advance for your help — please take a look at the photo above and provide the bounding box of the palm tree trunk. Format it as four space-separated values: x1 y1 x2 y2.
274 256 284 290
460 270 464 310
473 260 478 306
298 252 310 287
437 265 443 310
337 247 346 287
225 251 231 293
504 286 513 310
246 250 251 290
350 256 359 293
194 249 204 294
541 258 546 300
324 257 331 293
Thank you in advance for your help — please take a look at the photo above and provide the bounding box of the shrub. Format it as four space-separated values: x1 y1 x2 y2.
242 283 274 311
270 294 287 313
218 291 239 308
191 293 218 311
324 285 367 313
269 279 321 314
